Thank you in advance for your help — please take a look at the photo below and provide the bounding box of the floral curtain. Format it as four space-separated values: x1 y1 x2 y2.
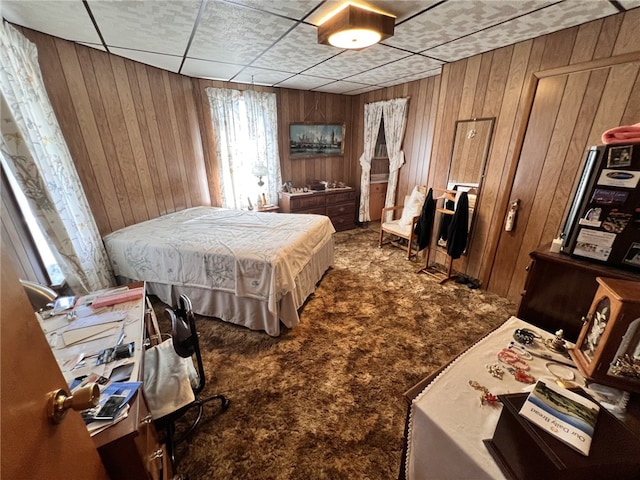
206 87 282 209
382 97 409 222
0 23 114 293
357 102 384 222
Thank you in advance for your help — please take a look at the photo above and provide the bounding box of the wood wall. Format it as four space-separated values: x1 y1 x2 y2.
390 9 640 301
12 9 640 302
19 28 211 236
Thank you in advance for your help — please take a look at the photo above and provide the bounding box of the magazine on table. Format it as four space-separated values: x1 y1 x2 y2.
81 381 141 423
518 380 600 456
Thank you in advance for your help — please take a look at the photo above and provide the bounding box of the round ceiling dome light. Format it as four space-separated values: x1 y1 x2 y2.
317 4 395 50
328 28 381 49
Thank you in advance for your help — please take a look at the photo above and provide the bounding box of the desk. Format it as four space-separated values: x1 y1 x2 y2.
402 317 640 479
403 317 580 480
39 282 169 480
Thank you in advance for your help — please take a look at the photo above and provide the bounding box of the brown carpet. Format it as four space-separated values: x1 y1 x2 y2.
152 225 516 480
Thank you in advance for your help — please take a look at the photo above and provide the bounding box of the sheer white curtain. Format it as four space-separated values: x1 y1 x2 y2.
206 87 282 209
0 23 114 293
357 102 383 222
382 97 409 221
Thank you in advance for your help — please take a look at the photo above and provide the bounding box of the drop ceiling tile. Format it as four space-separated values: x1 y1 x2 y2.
181 58 245 81
109 47 183 73
232 66 294 86
276 74 334 91
424 0 620 62
252 23 339 73
384 0 557 53
90 0 199 56
377 67 442 87
618 0 640 8
189 1 297 64
3 1 101 44
304 43 410 79
226 0 320 20
346 54 443 85
313 80 371 94
342 84 384 95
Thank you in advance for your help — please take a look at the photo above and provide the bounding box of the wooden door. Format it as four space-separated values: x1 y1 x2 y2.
1 249 109 479
488 61 640 300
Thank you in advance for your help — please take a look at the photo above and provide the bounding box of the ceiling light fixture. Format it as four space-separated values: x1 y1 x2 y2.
317 3 395 50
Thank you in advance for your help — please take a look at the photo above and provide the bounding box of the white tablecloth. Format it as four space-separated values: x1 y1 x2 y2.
406 316 581 480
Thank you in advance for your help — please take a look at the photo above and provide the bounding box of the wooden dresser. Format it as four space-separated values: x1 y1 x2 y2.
279 188 357 231
517 247 640 343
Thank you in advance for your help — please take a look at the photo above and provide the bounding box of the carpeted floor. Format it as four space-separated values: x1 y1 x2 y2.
152 224 516 480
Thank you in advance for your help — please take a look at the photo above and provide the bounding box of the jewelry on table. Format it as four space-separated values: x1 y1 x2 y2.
513 328 541 345
486 363 505 379
545 362 577 388
468 380 500 406
507 367 536 384
497 348 530 371
507 341 533 360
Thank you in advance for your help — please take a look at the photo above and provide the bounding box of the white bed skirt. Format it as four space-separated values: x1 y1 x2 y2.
119 235 334 336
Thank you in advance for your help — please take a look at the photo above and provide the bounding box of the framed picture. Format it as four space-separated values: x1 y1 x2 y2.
289 123 345 158
607 145 633 168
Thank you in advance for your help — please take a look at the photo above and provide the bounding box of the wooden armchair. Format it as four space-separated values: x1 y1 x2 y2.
379 186 426 260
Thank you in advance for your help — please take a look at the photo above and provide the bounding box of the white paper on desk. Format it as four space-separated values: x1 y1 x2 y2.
65 311 127 331
62 323 121 346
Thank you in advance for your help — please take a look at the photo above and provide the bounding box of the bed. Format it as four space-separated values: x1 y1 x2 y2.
102 206 335 336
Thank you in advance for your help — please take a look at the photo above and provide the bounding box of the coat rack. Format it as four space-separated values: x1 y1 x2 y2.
417 187 458 283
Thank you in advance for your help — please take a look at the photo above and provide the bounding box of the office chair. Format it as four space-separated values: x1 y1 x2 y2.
157 294 230 470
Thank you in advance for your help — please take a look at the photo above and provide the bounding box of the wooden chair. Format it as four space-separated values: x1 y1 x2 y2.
379 187 426 260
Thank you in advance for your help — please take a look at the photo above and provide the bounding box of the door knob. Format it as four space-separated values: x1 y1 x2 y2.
47 383 100 424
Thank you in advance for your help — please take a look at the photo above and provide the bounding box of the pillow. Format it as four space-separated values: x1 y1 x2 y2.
398 186 426 227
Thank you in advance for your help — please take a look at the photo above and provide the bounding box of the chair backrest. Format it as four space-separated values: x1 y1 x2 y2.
168 294 206 395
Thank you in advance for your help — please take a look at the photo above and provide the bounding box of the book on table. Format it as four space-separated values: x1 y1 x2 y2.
518 380 600 456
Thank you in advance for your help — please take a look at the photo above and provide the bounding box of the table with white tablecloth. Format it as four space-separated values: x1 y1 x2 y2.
404 316 582 480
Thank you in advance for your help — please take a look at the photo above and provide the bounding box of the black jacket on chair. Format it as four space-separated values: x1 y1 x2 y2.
446 192 469 259
415 188 435 251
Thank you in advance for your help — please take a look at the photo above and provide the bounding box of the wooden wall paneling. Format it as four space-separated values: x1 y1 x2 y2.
111 56 160 220
619 70 640 125
613 8 640 56
458 55 483 118
539 27 578 71
89 48 147 225
593 13 624 59
53 39 127 234
135 63 174 214
586 61 640 146
21 30 112 236
570 19 604 64
147 69 185 212
161 71 190 210
469 53 492 117
488 74 568 296
126 61 167 216
466 43 534 279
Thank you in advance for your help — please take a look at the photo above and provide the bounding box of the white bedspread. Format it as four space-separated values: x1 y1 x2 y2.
103 207 335 334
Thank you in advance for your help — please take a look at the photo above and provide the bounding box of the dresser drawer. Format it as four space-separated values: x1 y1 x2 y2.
331 213 356 231
326 190 356 204
327 202 356 218
297 207 326 216
289 194 325 210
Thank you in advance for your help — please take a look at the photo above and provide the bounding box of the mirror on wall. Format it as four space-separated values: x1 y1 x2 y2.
441 117 495 246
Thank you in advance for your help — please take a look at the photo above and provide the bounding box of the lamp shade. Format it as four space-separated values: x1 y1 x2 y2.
318 4 394 49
